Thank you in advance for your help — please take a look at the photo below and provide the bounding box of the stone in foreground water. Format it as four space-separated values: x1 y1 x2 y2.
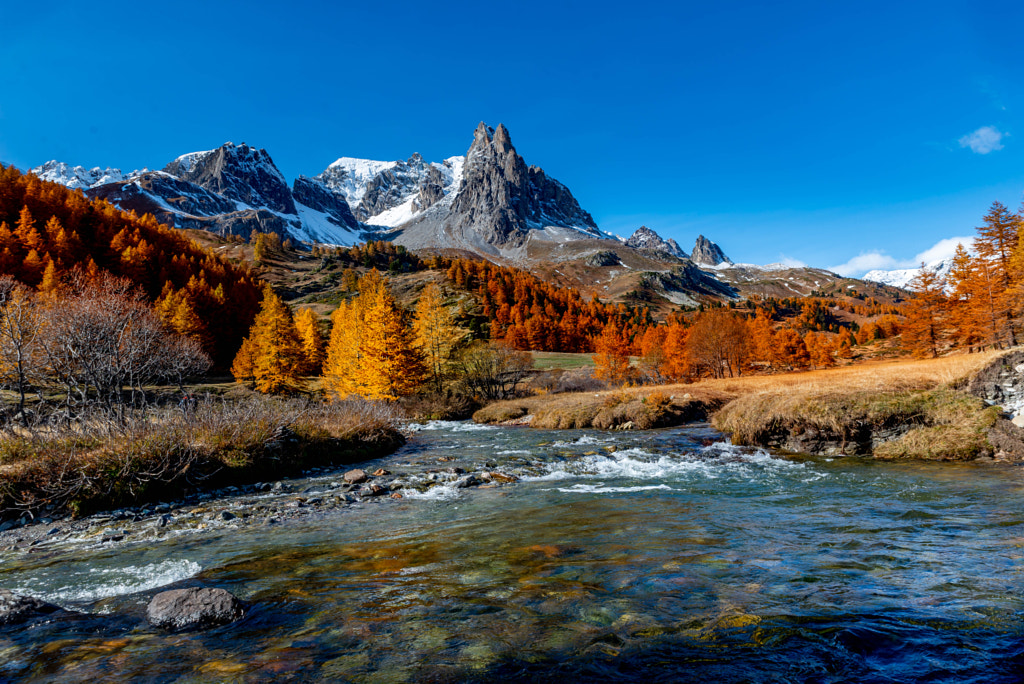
146 587 244 631
0 589 61 625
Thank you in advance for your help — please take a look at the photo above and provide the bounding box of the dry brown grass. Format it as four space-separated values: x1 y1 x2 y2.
709 352 1008 460
474 351 1009 460
688 351 1003 397
0 395 403 520
473 385 731 430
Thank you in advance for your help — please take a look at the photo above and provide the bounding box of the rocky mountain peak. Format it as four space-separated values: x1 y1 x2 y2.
443 122 598 248
691 235 732 266
625 226 685 258
163 142 295 215
493 123 514 154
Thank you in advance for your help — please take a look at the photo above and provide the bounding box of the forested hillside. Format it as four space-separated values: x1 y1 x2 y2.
0 165 263 365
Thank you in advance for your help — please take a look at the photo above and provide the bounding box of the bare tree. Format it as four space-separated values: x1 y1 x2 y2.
454 341 532 400
37 270 211 422
0 277 44 425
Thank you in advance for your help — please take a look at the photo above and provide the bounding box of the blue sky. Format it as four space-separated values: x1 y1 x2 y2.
2 0 1023 274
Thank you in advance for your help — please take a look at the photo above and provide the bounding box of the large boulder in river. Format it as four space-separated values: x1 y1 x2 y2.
0 589 61 625
146 587 244 631
343 468 367 484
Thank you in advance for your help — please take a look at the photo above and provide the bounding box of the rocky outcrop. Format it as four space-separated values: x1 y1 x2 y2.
164 143 296 215
966 350 1024 417
414 165 446 211
0 589 62 625
146 587 245 631
641 263 738 302
585 250 621 267
87 172 240 223
445 123 599 248
625 226 685 258
691 235 731 266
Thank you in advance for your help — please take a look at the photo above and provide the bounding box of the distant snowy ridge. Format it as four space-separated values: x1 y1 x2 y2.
863 258 954 289
32 160 135 190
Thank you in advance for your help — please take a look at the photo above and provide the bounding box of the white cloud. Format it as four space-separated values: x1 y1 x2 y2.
828 252 902 277
774 255 807 268
959 126 1005 154
829 236 972 277
913 235 972 264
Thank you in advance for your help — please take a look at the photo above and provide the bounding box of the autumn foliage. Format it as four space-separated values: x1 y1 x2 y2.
322 271 426 400
902 200 1024 357
0 165 262 366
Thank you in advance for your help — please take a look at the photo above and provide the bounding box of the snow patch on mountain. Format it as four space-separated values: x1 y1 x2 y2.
318 154 465 227
291 203 361 246
319 157 400 205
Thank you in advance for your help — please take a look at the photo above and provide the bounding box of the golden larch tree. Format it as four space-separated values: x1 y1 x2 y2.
902 265 948 358
230 336 258 388
239 285 305 393
593 321 633 386
357 283 426 399
294 308 326 375
322 299 364 398
413 282 461 392
322 271 425 400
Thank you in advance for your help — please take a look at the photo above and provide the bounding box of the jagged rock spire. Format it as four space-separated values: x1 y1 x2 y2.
691 235 732 266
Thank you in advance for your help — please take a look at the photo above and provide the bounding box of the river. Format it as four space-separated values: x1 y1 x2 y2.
1 421 1023 682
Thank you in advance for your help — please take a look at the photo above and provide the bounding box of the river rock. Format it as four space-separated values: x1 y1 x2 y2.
0 589 61 625
344 469 368 484
454 475 481 489
360 484 388 498
146 587 245 631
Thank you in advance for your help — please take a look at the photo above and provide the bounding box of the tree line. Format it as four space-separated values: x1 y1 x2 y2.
903 201 1024 358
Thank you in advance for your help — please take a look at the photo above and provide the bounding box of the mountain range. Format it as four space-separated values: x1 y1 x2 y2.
862 258 954 290
29 122 898 310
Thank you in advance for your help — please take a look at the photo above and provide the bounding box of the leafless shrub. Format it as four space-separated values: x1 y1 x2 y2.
554 368 607 394
452 341 532 401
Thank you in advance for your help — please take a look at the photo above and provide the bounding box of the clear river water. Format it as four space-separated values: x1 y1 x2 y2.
1 421 1023 682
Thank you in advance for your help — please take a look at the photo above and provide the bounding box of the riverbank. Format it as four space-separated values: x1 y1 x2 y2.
474 351 1024 462
0 396 404 526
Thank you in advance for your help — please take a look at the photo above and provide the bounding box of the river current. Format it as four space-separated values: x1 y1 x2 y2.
2 422 1023 682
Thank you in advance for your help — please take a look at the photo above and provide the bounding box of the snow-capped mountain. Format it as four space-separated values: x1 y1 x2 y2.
31 161 130 190
863 258 954 289
312 153 464 227
33 143 367 246
29 124 707 269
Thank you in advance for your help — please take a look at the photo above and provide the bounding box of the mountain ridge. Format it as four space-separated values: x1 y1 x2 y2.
28 122 894 310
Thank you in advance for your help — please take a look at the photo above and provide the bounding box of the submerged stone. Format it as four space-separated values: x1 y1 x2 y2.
146 587 245 632
0 589 61 625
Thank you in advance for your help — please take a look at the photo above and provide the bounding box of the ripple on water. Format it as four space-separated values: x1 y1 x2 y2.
10 559 202 605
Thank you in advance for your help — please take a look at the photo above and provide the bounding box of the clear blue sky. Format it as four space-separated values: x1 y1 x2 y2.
3 0 1023 274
